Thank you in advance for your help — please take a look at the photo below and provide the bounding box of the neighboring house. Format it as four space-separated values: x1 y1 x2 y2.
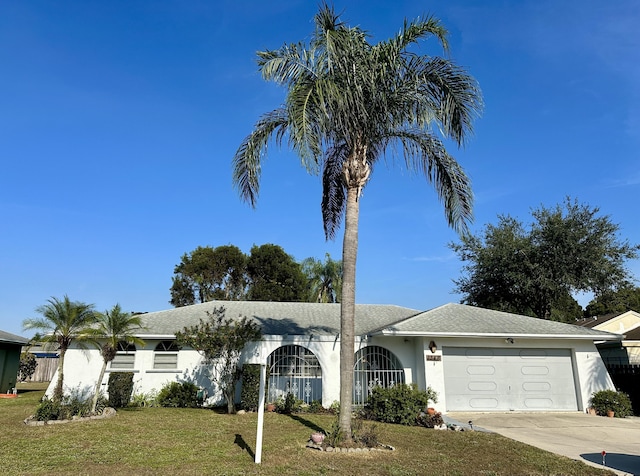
576 310 640 365
49 301 620 413
0 330 29 393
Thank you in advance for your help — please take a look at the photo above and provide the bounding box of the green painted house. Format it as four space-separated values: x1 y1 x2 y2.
0 330 29 393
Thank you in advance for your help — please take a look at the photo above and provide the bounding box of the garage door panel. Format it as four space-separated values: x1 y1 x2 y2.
443 347 577 412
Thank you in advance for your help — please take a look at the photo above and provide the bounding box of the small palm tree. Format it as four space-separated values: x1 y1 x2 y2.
88 304 145 412
302 253 343 303
23 296 97 402
233 4 481 439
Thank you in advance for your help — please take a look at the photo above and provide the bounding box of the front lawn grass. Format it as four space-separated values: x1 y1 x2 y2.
1 383 614 475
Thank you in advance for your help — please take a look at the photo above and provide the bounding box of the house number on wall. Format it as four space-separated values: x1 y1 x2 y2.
426 355 441 361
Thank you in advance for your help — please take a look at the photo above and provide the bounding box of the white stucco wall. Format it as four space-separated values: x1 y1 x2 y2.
49 334 615 413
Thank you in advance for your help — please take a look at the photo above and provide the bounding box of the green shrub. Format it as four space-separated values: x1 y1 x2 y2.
416 411 444 428
240 364 260 411
108 372 135 408
325 417 343 447
129 390 158 408
283 392 297 414
34 392 95 421
18 352 38 382
352 417 380 447
274 392 303 414
363 383 437 425
34 397 62 421
590 389 633 417
63 393 92 418
323 417 380 448
157 381 201 408
307 400 325 413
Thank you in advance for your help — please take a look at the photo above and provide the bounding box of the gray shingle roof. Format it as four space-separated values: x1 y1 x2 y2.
371 303 620 340
136 300 420 337
0 330 29 345
134 301 619 342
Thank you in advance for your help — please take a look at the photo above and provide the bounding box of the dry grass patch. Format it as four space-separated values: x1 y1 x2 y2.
0 383 614 475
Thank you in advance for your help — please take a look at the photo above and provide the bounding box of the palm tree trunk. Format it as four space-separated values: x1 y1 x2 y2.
338 185 360 441
53 347 66 402
92 360 108 413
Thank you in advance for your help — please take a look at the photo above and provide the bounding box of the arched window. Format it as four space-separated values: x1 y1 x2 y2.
267 345 322 404
353 346 405 406
110 341 137 370
154 341 180 369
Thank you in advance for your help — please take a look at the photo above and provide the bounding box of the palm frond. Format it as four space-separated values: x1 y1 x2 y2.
321 143 349 239
414 56 483 145
390 129 474 234
232 108 289 206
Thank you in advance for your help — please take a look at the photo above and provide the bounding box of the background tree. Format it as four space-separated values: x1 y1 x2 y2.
170 245 247 307
451 198 639 321
18 352 37 382
301 253 343 303
585 285 640 317
175 306 261 414
233 4 481 439
87 304 145 412
22 296 97 401
246 244 307 301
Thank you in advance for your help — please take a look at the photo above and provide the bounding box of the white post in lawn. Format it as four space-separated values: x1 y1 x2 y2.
255 362 267 464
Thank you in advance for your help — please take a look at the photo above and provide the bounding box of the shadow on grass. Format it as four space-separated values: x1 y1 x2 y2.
234 433 255 459
287 413 327 433
17 388 46 395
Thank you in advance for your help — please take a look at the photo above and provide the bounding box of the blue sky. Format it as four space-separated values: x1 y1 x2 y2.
2 0 639 338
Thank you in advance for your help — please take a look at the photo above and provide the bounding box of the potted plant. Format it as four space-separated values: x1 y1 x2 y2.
589 389 633 418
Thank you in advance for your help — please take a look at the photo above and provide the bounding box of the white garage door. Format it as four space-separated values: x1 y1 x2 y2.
443 347 578 411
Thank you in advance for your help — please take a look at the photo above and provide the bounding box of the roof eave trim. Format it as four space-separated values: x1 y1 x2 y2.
372 330 622 341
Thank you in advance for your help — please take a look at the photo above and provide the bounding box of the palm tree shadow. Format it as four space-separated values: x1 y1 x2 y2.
234 434 255 459
287 413 326 433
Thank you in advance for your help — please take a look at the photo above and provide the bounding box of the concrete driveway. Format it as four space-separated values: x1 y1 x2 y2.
447 412 640 476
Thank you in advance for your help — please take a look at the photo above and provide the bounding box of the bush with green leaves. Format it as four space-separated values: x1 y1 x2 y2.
590 389 633 417
107 372 134 408
324 416 379 448
416 411 444 428
351 417 380 447
363 383 438 425
34 392 97 421
18 352 38 382
129 390 158 408
34 397 62 421
306 400 325 413
240 364 260 411
274 392 303 414
157 381 201 408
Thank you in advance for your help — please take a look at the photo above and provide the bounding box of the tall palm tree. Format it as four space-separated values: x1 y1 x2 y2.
23 296 97 402
302 253 343 303
233 4 482 439
87 304 145 412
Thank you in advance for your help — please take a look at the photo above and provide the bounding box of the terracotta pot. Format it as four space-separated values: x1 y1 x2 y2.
427 407 436 415
587 407 596 416
266 403 276 412
607 410 615 418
